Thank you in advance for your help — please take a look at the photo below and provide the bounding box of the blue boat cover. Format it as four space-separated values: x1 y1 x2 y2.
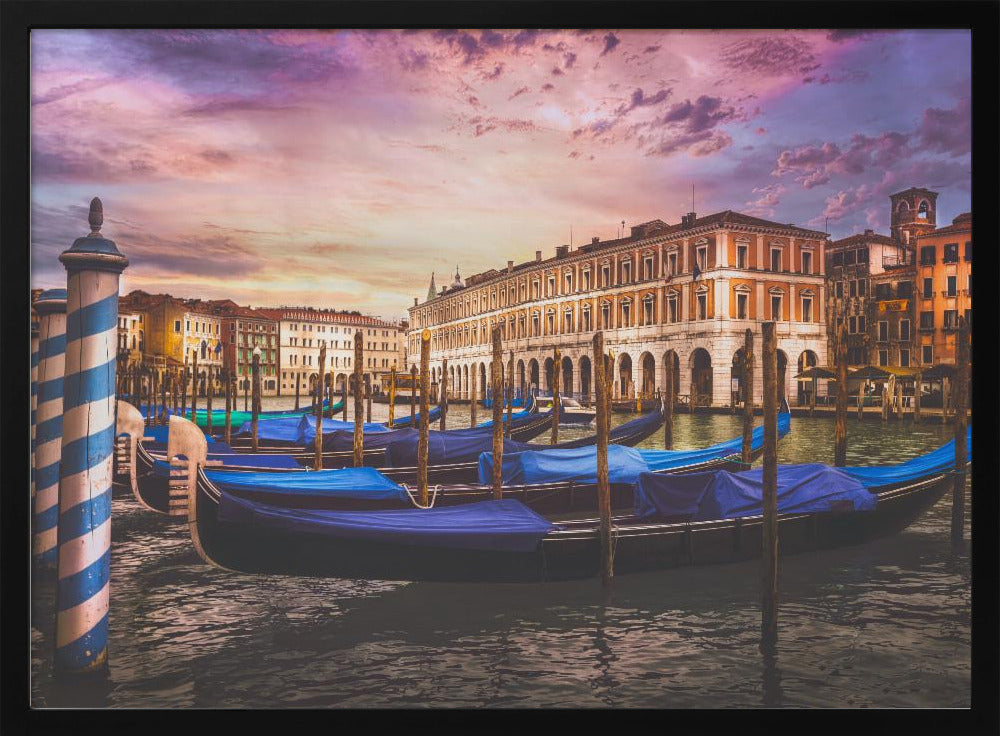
139 424 218 444
475 406 535 427
216 494 556 552
385 405 443 428
236 414 392 444
207 465 409 501
323 427 419 452
634 463 877 521
151 452 303 476
385 429 541 467
144 439 233 454
839 426 971 486
477 412 790 486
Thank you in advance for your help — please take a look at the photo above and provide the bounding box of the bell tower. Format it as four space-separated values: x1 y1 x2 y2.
889 187 938 244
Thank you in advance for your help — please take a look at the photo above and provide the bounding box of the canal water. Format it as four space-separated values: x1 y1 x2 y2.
31 401 971 708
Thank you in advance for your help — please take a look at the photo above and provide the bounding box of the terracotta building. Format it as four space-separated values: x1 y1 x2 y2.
204 300 280 397
914 211 972 366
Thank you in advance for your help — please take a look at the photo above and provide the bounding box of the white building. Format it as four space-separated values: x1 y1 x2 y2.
262 308 406 397
407 211 829 408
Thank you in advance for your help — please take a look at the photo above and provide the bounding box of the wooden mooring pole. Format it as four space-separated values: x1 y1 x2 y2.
469 364 477 427
491 328 504 499
250 349 261 452
342 377 348 421
180 361 188 419
761 320 779 650
410 365 417 425
365 375 373 424
388 364 396 429
418 331 431 505
353 331 364 467
594 332 612 587
205 366 214 434
294 371 300 411
315 345 326 471
224 367 233 445
506 350 514 439
551 348 561 445
440 358 448 431
913 370 922 424
742 328 755 465
191 351 199 421
951 317 969 544
664 351 673 450
834 324 848 467
160 369 168 423
243 369 249 412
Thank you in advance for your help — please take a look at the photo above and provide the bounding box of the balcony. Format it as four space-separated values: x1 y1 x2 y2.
918 325 935 333
882 253 911 270
963 289 971 297
940 290 957 298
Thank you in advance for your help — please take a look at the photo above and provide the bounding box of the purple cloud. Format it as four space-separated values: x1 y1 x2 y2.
720 36 819 76
917 97 971 156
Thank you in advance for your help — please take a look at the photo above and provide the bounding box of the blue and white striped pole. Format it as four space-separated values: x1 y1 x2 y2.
54 198 128 676
31 318 40 501
33 289 68 569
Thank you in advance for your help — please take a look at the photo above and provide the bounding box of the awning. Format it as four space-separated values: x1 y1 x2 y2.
848 366 891 380
881 366 919 378
794 366 836 379
920 364 956 380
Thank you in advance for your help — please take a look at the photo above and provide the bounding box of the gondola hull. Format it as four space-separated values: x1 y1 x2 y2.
190 470 952 582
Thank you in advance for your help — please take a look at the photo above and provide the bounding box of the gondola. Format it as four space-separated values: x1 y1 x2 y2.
127 400 672 513
140 398 343 430
137 399 781 516
186 428 970 582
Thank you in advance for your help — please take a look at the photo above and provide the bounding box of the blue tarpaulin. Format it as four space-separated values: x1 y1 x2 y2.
475 406 535 428
151 452 303 476
323 427 418 453
384 405 443 428
634 463 877 521
140 424 218 444
236 414 392 444
840 426 971 487
477 412 790 486
385 429 541 467
216 494 556 552
207 465 409 501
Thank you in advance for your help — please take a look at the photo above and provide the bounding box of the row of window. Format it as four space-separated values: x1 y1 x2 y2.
425 245 817 326
287 324 395 336
174 319 220 335
419 292 815 351
827 248 869 268
919 309 972 330
919 241 971 265
920 275 970 299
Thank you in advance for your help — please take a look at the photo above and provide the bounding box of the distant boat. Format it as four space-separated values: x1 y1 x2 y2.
533 395 596 425
185 427 966 581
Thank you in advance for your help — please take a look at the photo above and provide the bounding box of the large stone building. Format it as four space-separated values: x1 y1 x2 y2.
260 307 406 398
407 210 829 408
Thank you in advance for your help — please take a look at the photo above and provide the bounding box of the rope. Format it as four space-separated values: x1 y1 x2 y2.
401 483 441 509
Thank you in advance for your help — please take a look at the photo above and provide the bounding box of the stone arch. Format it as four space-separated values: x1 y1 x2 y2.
561 355 574 398
776 349 789 404
639 351 656 397
335 372 347 393
732 348 751 406
797 350 818 405
579 355 592 403
480 363 488 398
690 348 712 407
543 356 554 392
516 359 526 398
662 350 680 404
526 358 539 395
617 353 633 400
462 364 469 400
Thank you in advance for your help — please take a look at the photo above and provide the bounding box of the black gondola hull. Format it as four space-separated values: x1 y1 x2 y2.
191 469 952 582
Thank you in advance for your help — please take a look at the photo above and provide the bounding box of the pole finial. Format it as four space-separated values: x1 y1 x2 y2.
89 197 103 235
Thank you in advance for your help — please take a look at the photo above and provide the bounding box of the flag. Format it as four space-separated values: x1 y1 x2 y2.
692 261 702 280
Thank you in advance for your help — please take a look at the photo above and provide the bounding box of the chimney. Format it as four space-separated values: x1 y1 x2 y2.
555 245 569 258
507 260 514 273
591 236 600 245
535 250 542 262
680 212 697 228
413 297 418 306
864 229 873 236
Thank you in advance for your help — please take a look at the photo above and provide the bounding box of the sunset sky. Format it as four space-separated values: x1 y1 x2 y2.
30 29 971 319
